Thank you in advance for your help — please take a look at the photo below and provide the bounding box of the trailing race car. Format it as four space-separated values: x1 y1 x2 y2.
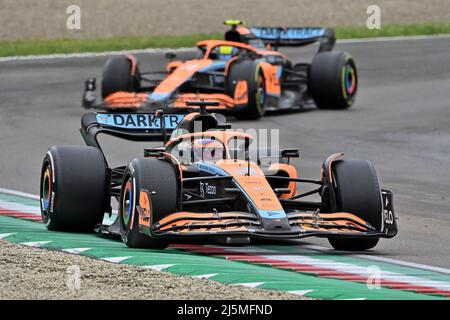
82 20 358 119
41 101 396 251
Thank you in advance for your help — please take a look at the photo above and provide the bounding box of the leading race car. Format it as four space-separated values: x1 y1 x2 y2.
82 20 358 119
40 101 396 251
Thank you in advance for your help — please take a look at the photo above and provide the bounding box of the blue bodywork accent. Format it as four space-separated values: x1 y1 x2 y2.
96 113 185 130
194 162 287 219
276 66 283 79
127 183 133 220
149 92 171 102
250 27 325 40
194 162 229 176
257 210 287 219
199 61 227 72
42 198 49 210
148 61 227 102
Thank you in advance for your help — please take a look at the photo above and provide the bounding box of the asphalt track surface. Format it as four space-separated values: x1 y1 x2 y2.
1 37 450 269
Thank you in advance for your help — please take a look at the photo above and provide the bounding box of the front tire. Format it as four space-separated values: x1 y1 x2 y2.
228 60 266 120
119 158 179 249
40 146 107 232
101 55 140 99
328 159 382 251
309 52 358 109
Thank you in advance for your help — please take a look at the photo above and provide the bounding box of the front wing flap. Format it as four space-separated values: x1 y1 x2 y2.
147 210 393 240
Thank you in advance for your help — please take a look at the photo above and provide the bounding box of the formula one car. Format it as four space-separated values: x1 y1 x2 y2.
82 20 358 119
40 101 396 251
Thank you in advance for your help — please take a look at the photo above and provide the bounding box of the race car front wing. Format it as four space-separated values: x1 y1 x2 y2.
97 188 397 241
148 209 392 240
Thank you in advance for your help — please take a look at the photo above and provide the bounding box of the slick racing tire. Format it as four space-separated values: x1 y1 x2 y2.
309 52 358 109
328 159 382 251
119 158 179 249
101 55 141 99
228 60 266 120
40 146 107 232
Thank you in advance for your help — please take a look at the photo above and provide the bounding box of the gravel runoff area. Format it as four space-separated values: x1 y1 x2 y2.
0 240 303 300
1 0 450 41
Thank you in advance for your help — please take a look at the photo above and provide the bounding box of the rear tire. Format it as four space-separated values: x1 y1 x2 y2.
228 60 266 119
101 56 140 99
119 158 179 249
309 52 358 109
327 159 382 251
40 146 107 232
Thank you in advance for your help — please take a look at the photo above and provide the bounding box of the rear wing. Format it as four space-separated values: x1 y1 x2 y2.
80 112 186 151
248 27 335 52
80 101 222 150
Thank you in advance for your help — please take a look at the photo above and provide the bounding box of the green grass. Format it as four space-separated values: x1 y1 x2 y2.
0 33 222 57
1 22 450 57
335 22 450 39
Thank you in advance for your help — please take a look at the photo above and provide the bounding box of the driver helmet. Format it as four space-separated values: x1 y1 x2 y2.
211 45 238 60
193 138 224 161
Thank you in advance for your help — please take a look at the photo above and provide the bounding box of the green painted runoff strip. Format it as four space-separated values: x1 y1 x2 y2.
0 193 40 206
0 215 446 300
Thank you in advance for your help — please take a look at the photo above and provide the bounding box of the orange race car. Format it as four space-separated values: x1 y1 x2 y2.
82 20 358 119
41 101 397 251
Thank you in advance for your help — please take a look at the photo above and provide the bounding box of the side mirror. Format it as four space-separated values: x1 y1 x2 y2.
165 52 177 60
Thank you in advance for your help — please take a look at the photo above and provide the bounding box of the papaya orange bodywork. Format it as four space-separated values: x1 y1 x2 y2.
138 191 151 227
268 163 298 199
259 62 281 97
104 91 148 109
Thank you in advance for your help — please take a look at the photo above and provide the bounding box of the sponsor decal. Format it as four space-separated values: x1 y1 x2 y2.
49 191 55 213
199 182 217 198
237 168 257 176
252 186 265 191
195 162 228 176
383 193 395 225
195 162 286 219
96 113 185 130
250 27 325 40
258 210 286 219
384 207 394 225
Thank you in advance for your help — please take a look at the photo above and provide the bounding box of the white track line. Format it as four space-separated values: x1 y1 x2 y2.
300 244 450 276
354 254 450 276
0 34 448 63
192 273 218 279
0 188 40 200
233 282 265 288
20 241 51 247
0 200 41 215
212 244 450 291
101 256 133 263
142 264 174 271
211 243 450 276
337 34 450 44
261 253 450 291
0 233 15 240
62 248 92 254
288 290 314 296
0 47 193 63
